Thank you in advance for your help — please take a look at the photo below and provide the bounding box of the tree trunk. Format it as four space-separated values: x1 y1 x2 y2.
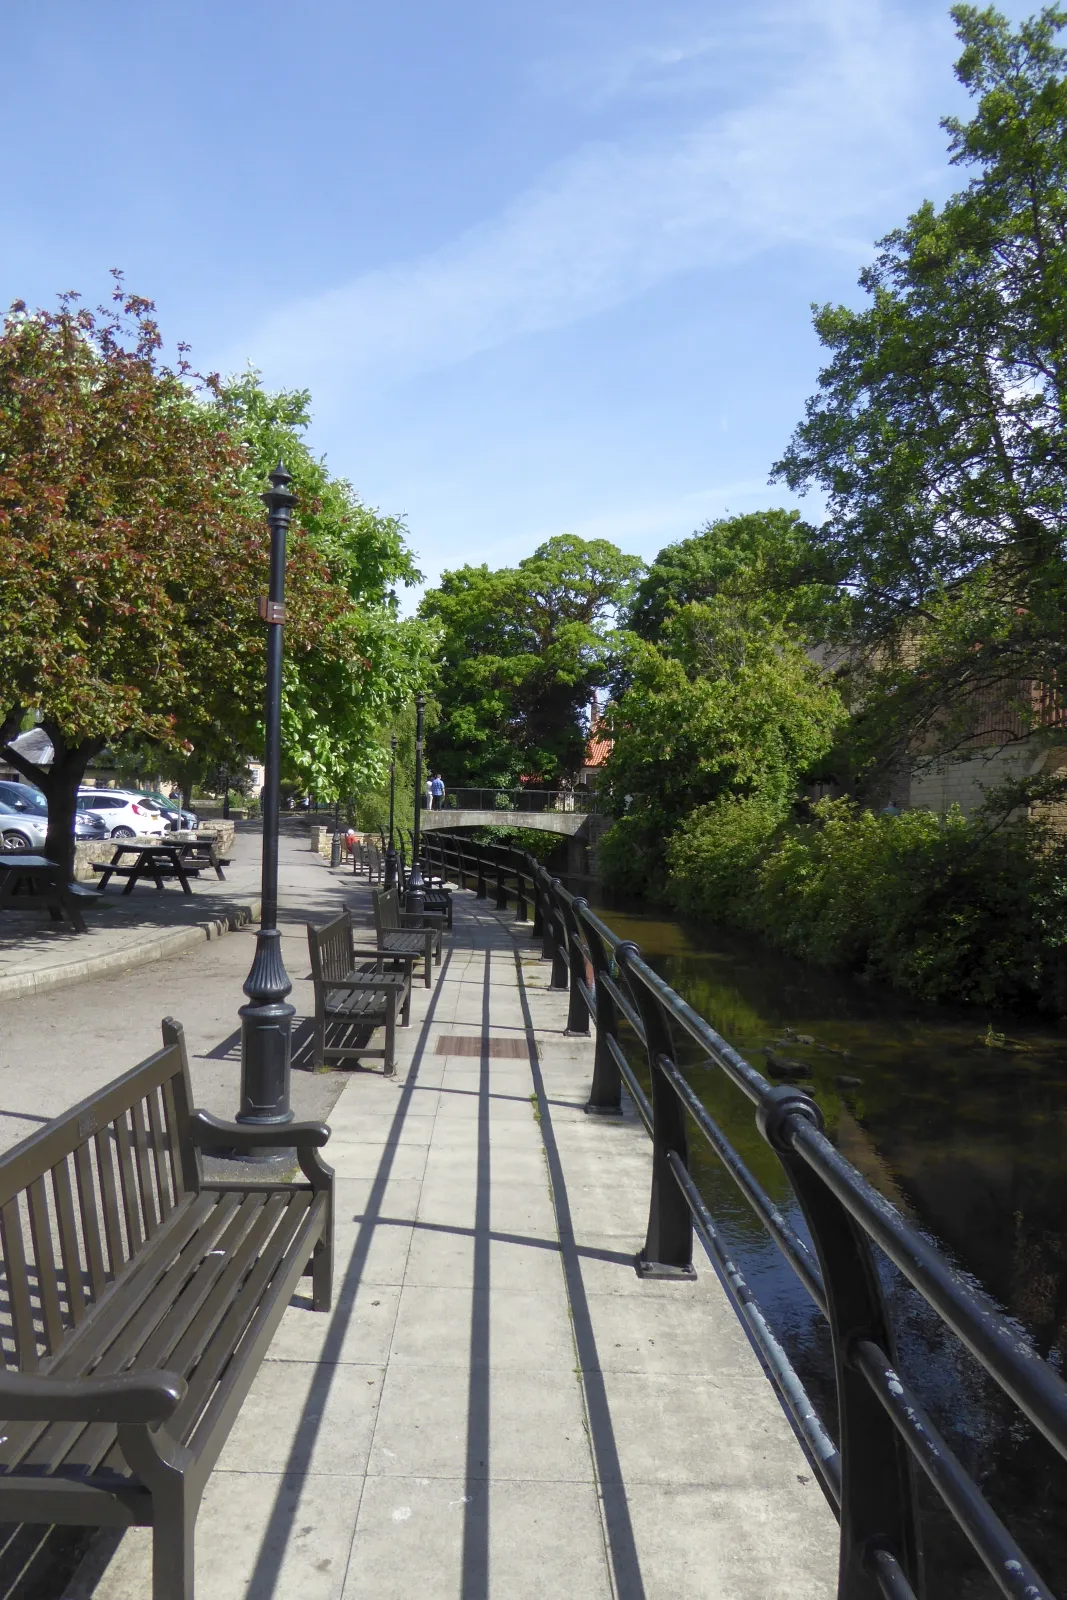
0 729 102 879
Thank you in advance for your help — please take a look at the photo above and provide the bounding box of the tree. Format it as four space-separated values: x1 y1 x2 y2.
420 535 643 786
204 373 436 806
627 509 843 642
599 598 845 891
773 5 1067 777
0 286 344 870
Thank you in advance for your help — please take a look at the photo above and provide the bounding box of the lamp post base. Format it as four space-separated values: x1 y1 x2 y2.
237 927 295 1164
384 845 399 890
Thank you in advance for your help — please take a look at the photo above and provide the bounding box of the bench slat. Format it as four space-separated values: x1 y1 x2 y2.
27 1176 64 1358
188 1193 328 1477
144 1089 173 1221
178 1193 319 1458
112 1113 144 1258
72 1143 107 1304
1 1198 38 1373
129 1101 160 1239
51 1158 86 1327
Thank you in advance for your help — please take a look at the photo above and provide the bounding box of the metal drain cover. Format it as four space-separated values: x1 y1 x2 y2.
436 1036 532 1058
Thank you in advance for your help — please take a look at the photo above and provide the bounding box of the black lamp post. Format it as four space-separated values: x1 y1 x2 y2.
236 462 295 1155
406 693 427 914
384 733 399 890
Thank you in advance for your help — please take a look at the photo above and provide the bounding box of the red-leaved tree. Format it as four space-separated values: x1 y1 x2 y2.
0 281 344 871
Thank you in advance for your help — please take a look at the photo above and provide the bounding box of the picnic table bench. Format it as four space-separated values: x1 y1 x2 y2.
307 908 414 1073
0 854 101 934
371 886 444 988
93 842 202 896
171 831 229 882
0 1017 333 1600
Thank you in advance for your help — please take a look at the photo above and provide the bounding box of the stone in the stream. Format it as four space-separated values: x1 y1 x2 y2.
834 1074 864 1090
764 1048 813 1080
794 1034 815 1046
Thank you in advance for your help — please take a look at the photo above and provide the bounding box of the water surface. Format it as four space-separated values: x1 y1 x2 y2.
593 900 1067 1597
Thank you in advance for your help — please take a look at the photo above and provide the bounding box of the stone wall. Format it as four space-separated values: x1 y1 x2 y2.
908 739 1051 816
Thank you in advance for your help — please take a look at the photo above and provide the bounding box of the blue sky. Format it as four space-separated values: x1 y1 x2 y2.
1 0 1031 602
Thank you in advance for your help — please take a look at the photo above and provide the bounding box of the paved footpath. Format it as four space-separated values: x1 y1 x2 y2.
60 872 837 1600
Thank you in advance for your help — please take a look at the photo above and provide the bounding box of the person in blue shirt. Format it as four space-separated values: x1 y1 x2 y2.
431 775 445 810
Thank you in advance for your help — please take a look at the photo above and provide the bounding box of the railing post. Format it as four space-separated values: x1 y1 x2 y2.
531 867 544 936
616 943 695 1280
494 846 509 911
475 843 487 899
563 896 591 1035
514 853 528 921
582 912 623 1114
547 879 569 989
758 1091 923 1597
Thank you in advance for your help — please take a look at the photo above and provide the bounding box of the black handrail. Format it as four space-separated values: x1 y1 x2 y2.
422 831 1067 1600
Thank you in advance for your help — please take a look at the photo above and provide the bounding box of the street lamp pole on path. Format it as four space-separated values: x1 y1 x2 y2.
236 462 295 1154
405 693 426 915
384 733 399 890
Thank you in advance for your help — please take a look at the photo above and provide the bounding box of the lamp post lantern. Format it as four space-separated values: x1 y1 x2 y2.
406 693 427 914
384 733 399 890
236 461 295 1156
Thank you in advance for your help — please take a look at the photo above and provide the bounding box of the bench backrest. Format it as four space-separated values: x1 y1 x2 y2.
373 886 401 936
0 1026 199 1374
307 908 356 985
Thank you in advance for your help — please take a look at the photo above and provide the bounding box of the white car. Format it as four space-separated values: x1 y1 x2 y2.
77 790 167 839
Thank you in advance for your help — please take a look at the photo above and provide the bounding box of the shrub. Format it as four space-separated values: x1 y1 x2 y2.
664 796 1067 1013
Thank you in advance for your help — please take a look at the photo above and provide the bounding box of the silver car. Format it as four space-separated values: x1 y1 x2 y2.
0 797 47 852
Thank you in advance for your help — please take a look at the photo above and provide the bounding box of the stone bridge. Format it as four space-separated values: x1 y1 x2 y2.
420 808 607 878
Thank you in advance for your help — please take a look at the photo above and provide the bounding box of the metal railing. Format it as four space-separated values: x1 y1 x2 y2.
422 831 1067 1600
426 786 598 815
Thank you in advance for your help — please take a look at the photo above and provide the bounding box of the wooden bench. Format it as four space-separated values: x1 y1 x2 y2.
0 1017 333 1600
371 886 444 988
397 848 453 929
307 909 413 1073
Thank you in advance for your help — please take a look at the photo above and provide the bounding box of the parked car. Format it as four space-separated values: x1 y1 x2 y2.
76 790 166 839
136 791 198 831
0 797 47 852
0 781 110 846
73 798 109 841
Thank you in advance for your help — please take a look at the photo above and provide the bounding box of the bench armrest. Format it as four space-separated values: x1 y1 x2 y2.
0 1369 186 1424
188 1109 331 1151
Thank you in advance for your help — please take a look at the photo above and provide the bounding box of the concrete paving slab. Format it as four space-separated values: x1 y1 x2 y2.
340 1478 613 1600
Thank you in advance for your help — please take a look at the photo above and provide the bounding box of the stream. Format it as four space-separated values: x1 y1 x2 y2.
592 898 1067 1597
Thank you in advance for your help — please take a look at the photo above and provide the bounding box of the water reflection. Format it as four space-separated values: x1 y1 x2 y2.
594 900 1067 1597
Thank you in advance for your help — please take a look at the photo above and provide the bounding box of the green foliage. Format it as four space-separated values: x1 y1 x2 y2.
773 5 1067 765
420 534 643 787
666 797 1067 1012
205 372 436 804
627 509 845 643
600 599 845 891
470 825 561 862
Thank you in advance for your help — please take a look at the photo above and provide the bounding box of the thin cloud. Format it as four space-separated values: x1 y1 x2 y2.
231 0 948 395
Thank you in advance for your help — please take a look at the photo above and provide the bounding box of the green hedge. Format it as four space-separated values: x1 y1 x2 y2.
654 797 1067 1013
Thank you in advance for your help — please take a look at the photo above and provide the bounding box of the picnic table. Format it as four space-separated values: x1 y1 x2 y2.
0 854 99 933
170 830 228 881
92 840 201 896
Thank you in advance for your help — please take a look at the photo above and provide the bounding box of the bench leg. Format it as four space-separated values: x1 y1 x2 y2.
312 1228 333 1312
384 993 396 1077
313 1004 326 1069
117 1424 196 1600
153 1493 195 1600
422 936 432 987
